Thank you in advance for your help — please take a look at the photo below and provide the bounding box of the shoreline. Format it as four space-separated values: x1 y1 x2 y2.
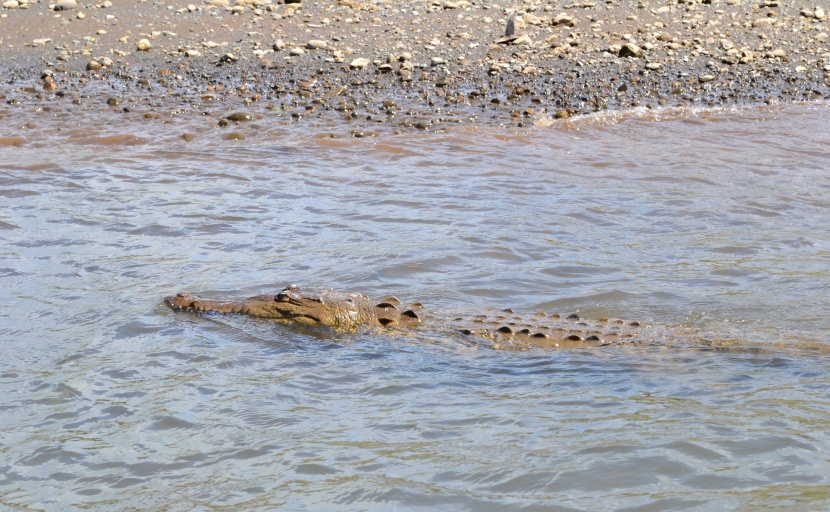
0 0 828 136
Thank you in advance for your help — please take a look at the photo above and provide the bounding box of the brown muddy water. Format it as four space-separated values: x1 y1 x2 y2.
2 103 830 511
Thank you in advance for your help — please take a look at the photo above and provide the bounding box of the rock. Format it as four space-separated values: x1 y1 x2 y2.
289 47 305 56
431 57 445 66
619 43 643 58
3 0 19 9
86 60 102 70
273 39 286 51
225 112 253 122
816 32 829 43
513 34 533 46
183 49 201 57
54 0 77 10
306 39 327 50
699 74 716 82
443 0 470 8
645 62 662 70
752 18 774 27
99 56 113 67
350 57 370 69
32 38 51 46
552 13 576 27
137 39 152 51
815 7 825 20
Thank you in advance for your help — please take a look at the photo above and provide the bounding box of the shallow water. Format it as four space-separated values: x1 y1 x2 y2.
2 103 830 510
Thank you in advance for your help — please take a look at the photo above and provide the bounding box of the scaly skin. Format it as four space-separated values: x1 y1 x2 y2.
165 285 653 349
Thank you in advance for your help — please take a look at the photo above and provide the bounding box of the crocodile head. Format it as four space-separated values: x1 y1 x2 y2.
165 285 423 329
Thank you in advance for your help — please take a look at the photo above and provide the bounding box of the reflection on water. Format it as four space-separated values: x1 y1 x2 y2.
1 103 830 510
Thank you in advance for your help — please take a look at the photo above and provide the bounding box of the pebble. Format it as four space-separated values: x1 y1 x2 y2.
699 74 715 82
289 47 305 56
54 0 76 10
306 39 328 50
86 60 102 70
225 112 253 122
350 58 370 69
273 39 286 51
137 39 152 51
513 34 532 46
619 43 643 58
552 14 576 27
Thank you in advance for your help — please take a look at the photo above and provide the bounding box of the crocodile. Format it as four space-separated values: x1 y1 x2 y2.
164 285 665 349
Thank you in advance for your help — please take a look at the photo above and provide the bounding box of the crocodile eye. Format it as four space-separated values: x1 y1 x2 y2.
275 293 289 302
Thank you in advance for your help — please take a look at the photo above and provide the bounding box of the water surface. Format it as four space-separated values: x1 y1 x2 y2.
2 103 830 510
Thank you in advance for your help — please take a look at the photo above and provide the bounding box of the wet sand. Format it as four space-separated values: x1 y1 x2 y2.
0 0 828 135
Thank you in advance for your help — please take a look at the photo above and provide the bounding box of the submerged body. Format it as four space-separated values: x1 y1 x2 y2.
165 285 659 349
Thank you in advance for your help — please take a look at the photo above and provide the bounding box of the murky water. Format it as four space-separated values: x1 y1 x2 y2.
2 103 830 510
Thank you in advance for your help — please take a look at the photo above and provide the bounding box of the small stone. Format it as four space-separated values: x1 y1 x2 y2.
619 43 643 58
513 34 533 46
552 13 576 27
771 48 786 58
645 62 662 70
99 56 113 66
814 7 825 20
3 0 19 8
137 39 152 51
76 10 85 18
273 39 286 51
699 74 716 82
431 57 445 66
289 47 305 56
86 60 102 70
32 38 52 46
54 0 77 10
183 49 201 57
225 112 253 122
443 0 471 8
306 39 327 50
350 57 370 69
816 32 829 43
